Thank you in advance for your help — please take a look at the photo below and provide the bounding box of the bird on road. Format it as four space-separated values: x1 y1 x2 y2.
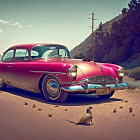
66 106 93 125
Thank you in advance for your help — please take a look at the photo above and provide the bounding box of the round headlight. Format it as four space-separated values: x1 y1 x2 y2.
69 65 77 77
118 67 125 77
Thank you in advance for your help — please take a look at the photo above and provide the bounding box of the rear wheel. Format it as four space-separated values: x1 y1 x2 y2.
42 75 68 102
0 77 7 90
98 91 115 99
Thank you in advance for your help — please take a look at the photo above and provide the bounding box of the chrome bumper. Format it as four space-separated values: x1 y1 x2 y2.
61 82 129 93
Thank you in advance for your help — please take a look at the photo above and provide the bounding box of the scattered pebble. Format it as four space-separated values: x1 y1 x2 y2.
132 114 135 116
38 107 42 111
122 99 128 103
129 107 133 113
24 102 28 105
64 108 67 111
55 105 59 107
120 106 123 109
48 113 52 117
32 104 37 108
113 108 117 113
124 99 128 102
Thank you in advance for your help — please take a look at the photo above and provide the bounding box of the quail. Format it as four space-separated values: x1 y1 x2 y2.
77 106 93 125
66 106 93 125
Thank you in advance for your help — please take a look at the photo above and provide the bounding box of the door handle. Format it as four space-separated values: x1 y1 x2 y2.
8 63 13 68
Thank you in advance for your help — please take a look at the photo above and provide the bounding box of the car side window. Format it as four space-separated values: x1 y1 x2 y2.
15 49 29 61
59 49 68 57
43 49 57 58
31 50 39 59
2 49 14 62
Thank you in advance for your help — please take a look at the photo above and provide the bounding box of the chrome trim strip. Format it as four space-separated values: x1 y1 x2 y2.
68 65 78 77
61 76 117 86
30 71 66 75
67 76 116 86
82 75 115 80
61 82 129 93
84 76 115 85
118 67 124 72
61 81 85 85
118 67 125 77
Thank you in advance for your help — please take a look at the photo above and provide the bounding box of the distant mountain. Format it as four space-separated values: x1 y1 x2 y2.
71 0 140 69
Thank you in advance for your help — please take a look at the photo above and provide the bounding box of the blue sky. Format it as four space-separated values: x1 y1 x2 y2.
0 0 130 54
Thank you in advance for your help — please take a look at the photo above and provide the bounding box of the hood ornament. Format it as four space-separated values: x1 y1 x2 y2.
100 66 104 73
96 63 104 73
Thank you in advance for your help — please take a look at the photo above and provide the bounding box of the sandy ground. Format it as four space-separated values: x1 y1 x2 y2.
0 87 140 140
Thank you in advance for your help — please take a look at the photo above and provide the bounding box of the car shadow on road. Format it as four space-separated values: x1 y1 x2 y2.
63 94 122 106
3 86 122 106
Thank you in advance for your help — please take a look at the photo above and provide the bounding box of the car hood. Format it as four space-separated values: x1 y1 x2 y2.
38 58 118 80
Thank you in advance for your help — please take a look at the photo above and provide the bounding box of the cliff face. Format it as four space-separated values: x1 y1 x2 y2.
71 1 140 69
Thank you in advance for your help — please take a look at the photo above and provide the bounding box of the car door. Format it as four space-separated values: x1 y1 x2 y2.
9 48 31 89
0 49 15 84
2 48 41 93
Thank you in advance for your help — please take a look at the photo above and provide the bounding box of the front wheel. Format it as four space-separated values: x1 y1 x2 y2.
42 75 68 102
0 77 7 90
98 91 115 99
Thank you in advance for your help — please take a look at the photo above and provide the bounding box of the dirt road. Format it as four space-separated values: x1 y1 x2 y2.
0 87 140 140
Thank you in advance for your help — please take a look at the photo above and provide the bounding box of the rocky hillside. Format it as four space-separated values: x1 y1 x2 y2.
71 0 140 69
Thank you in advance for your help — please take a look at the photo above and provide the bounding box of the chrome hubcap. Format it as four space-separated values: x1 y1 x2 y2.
46 79 59 98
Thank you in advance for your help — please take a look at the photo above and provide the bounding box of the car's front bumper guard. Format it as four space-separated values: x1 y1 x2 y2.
61 82 129 93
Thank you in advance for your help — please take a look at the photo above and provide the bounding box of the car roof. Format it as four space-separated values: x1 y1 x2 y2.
9 43 64 50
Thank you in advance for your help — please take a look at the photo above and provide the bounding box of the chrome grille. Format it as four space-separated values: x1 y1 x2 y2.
87 76 115 85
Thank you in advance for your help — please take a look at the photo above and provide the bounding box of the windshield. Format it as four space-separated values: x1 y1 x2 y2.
31 45 71 60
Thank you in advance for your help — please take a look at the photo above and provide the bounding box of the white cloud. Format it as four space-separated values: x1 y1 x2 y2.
0 28 4 34
11 22 23 28
0 19 9 24
0 19 31 29
18 25 23 28
11 22 20 26
28 25 32 28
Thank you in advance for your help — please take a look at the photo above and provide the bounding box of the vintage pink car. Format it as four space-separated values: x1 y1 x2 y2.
0 43 128 102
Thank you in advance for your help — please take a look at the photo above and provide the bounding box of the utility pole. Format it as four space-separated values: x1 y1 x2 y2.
89 11 96 60
92 12 94 60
